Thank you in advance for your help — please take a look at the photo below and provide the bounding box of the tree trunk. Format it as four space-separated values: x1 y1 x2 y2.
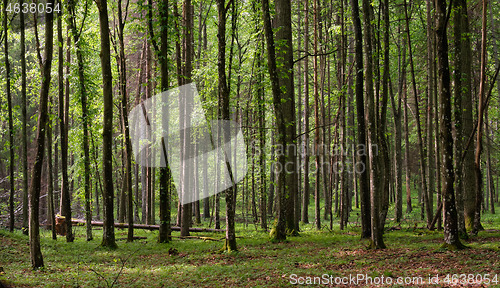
313 0 321 231
58 9 74 243
351 0 371 239
425 0 435 231
301 0 310 225
403 83 412 214
391 26 405 222
472 0 488 235
4 0 15 233
436 0 464 249
20 0 29 235
378 0 391 230
217 0 237 252
97 0 117 249
46 102 57 240
180 0 193 237
261 0 297 240
363 0 385 249
28 0 55 268
453 0 472 237
158 0 171 243
404 0 431 227
67 0 93 241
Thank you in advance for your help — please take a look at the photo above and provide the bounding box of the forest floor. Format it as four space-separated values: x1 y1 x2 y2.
1 214 499 288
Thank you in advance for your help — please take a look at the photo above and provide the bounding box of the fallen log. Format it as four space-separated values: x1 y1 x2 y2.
67 218 224 233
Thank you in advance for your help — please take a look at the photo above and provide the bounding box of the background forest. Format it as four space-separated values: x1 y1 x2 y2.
0 0 499 286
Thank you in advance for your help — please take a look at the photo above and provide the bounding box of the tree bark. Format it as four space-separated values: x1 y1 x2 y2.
67 0 93 241
158 0 171 244
20 0 29 235
362 0 385 249
28 0 55 268
472 0 488 235
261 0 297 241
4 0 15 233
453 0 472 237
404 0 431 227
180 0 193 237
58 7 74 243
96 0 117 249
216 0 237 251
46 102 57 240
351 0 371 239
301 0 310 225
436 0 464 249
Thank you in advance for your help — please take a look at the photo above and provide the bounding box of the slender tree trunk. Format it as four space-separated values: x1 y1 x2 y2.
301 0 310 224
46 100 57 240
97 0 117 249
4 0 15 233
261 0 297 240
203 153 210 219
391 28 404 222
425 0 435 231
436 0 464 249
20 0 29 235
378 0 391 230
472 0 488 235
28 0 55 268
180 0 193 237
485 112 494 214
363 0 385 249
404 0 431 227
259 69 267 230
58 9 74 243
217 0 237 251
351 0 371 239
313 0 321 231
67 0 93 241
158 0 171 243
403 83 412 214
453 0 472 237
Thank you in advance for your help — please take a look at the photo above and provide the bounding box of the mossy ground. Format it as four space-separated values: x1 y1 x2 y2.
1 209 499 287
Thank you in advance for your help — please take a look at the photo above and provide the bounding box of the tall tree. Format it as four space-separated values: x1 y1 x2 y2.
28 0 55 268
362 0 385 249
20 0 29 235
46 101 57 240
453 0 473 237
313 0 321 231
67 0 93 241
96 0 117 249
472 0 488 235
179 0 193 237
261 0 298 240
404 0 431 227
4 0 14 233
351 0 371 239
301 0 310 225
391 26 406 222
114 0 134 242
58 4 74 243
217 0 237 252
158 0 171 244
435 0 464 249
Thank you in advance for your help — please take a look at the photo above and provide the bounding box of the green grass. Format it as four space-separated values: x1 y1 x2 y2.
1 211 499 288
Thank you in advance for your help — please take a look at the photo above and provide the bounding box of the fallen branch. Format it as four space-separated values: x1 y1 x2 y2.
67 218 224 233
170 235 221 241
